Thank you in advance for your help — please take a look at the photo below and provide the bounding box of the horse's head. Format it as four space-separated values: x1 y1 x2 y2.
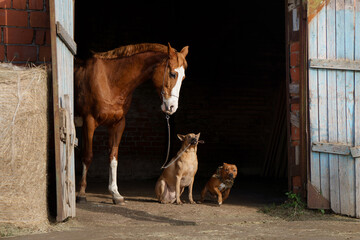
154 43 189 115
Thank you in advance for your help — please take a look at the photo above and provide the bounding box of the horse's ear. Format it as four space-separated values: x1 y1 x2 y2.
168 42 176 57
180 46 189 58
177 134 186 141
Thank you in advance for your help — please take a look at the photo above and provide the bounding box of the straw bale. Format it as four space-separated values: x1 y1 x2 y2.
0 63 49 228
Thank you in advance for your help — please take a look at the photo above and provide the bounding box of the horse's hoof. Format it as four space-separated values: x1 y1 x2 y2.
113 197 125 205
76 196 87 203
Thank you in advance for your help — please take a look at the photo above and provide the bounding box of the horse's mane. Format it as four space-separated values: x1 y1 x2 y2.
93 43 168 59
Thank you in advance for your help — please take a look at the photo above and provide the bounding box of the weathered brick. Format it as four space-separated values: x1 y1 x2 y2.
290 41 300 52
290 67 300 83
29 0 44 10
3 27 33 44
7 45 37 62
0 0 12 8
13 0 27 9
291 126 300 141
35 29 51 46
0 9 28 27
291 103 300 112
30 11 49 28
38 46 51 62
0 45 5 61
290 52 299 67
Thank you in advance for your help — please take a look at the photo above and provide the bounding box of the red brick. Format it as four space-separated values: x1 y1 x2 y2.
0 9 28 27
290 67 300 83
291 103 299 111
7 45 37 62
290 52 299 67
30 11 49 28
292 176 301 187
291 126 300 141
0 45 5 61
29 0 44 10
3 27 33 44
45 29 50 45
35 30 45 45
35 29 50 45
0 0 12 8
290 41 300 52
39 46 51 62
13 0 27 9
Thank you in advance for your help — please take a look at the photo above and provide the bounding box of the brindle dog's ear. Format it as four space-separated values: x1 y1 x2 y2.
177 134 186 141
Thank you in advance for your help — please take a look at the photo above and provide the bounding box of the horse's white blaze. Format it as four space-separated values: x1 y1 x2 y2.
161 66 185 115
108 157 122 199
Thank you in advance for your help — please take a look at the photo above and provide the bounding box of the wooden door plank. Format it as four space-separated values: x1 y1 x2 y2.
355 0 360 218
308 12 321 196
327 0 341 214
312 142 351 155
309 58 360 71
339 0 356 216
335 0 348 216
318 5 330 202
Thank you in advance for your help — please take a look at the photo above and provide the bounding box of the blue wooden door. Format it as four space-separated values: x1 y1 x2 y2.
308 0 360 217
50 0 77 221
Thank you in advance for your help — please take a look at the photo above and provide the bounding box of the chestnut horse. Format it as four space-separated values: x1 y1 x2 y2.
74 43 189 204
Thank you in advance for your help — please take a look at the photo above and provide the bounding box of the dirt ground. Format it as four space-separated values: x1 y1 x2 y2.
3 178 360 240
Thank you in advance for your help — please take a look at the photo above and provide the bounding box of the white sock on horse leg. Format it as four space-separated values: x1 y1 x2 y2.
108 157 123 199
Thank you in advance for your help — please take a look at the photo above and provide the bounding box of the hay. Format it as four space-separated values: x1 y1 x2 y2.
0 63 49 228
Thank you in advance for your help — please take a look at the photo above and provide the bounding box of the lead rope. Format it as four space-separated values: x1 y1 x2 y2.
160 114 171 169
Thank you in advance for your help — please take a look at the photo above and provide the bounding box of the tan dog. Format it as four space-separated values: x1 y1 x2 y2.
199 163 237 205
155 133 202 204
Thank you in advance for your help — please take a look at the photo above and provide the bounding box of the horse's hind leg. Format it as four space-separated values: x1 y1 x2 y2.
77 115 97 203
108 118 126 205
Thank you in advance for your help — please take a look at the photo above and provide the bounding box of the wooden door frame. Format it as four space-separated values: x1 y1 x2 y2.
49 0 77 222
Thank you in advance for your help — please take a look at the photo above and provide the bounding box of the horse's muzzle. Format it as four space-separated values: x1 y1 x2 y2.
161 97 178 115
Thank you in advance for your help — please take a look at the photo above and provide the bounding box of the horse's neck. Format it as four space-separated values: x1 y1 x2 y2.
112 52 166 94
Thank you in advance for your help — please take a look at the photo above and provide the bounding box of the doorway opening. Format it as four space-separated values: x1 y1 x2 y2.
75 0 288 205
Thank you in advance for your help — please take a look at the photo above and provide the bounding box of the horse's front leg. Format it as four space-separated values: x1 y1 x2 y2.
108 118 126 205
77 115 97 203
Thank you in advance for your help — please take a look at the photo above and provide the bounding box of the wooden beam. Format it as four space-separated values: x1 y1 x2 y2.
309 58 360 71
312 142 351 156
56 21 77 55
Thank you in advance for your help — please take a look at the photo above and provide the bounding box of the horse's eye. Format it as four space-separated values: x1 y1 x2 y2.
169 72 176 78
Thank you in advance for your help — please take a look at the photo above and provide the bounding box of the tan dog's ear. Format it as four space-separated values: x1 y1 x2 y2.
177 134 186 141
180 46 189 58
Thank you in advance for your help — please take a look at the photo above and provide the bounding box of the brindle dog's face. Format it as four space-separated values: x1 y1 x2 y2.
221 163 238 180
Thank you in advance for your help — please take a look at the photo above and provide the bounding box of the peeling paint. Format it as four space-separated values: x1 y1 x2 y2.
308 0 330 22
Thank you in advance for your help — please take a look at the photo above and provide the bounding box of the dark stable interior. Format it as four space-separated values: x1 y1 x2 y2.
74 0 288 202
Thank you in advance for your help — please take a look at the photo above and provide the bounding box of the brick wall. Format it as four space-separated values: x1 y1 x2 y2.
0 0 51 64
